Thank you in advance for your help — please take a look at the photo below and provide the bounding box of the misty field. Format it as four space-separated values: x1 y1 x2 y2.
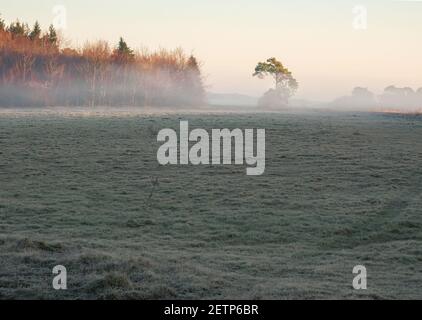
0 108 421 300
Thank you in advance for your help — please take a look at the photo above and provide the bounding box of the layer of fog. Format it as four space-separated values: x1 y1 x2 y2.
0 63 204 108
208 86 422 114
1 86 422 115
327 87 422 113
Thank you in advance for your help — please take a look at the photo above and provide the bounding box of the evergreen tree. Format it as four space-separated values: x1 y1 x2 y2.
8 20 30 37
115 37 134 60
187 55 201 75
47 24 58 45
184 55 205 105
29 21 41 40
0 15 5 31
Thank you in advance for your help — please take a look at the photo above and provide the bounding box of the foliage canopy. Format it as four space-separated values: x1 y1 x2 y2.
253 57 298 107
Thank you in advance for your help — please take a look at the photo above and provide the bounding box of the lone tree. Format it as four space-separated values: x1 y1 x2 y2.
253 57 298 108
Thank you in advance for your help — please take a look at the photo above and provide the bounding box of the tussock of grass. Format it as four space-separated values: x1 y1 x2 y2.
15 238 63 252
125 219 154 228
87 273 133 293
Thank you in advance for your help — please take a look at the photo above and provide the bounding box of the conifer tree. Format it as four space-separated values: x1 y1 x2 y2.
184 55 205 105
0 15 5 31
187 55 201 77
8 20 29 37
29 21 41 40
114 37 134 61
47 24 58 45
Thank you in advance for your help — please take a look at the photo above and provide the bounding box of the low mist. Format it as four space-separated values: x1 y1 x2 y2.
0 22 205 108
328 87 422 113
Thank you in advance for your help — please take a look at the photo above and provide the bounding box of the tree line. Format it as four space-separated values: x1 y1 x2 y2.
0 15 205 107
333 86 422 111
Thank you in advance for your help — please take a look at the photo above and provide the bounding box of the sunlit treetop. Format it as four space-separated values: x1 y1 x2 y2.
253 57 298 96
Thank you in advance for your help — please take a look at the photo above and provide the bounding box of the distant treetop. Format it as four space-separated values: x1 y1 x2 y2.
29 21 41 41
114 37 135 61
48 24 58 45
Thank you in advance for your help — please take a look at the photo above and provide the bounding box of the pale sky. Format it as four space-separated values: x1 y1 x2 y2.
1 0 421 101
